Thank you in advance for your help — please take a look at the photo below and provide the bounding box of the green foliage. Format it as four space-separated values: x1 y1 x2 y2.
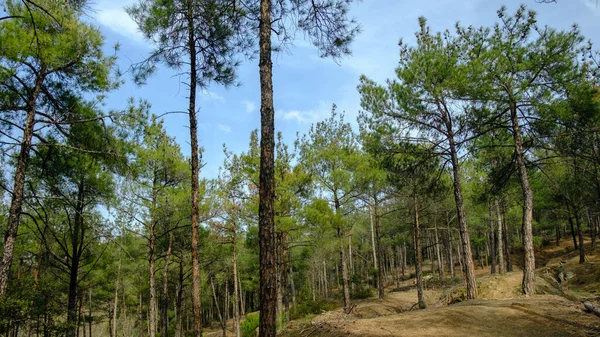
350 285 373 300
291 299 336 320
241 312 260 337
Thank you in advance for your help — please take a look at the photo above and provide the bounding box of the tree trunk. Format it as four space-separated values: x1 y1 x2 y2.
402 244 407 281
434 221 444 280
281 236 290 324
348 235 354 274
185 0 203 334
276 233 283 329
258 0 276 335
501 200 513 272
89 288 92 337
489 202 496 275
210 276 226 337
441 106 477 299
369 204 378 269
334 195 352 313
233 230 241 337
586 208 595 248
509 106 535 295
175 260 183 337
68 180 86 337
149 177 158 337
495 199 505 274
0 71 45 296
568 212 578 250
413 196 426 309
162 233 173 337
289 264 296 312
112 260 121 337
573 205 585 263
374 198 384 299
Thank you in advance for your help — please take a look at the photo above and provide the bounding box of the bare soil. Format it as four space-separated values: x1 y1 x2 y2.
279 239 600 337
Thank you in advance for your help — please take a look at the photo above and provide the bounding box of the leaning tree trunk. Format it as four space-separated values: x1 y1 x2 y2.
0 71 45 296
209 276 225 337
443 110 478 300
510 105 535 295
258 0 276 335
413 195 426 309
186 0 203 334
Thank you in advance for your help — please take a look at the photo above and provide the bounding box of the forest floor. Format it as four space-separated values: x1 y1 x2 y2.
277 238 600 337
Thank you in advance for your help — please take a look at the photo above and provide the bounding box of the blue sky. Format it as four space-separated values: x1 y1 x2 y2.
90 0 600 179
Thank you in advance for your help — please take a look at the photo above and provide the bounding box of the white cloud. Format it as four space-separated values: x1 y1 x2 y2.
583 0 600 13
242 100 256 113
218 124 232 133
95 6 144 42
200 90 225 102
277 102 333 124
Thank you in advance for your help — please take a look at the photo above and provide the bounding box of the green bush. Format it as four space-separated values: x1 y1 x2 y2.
241 312 260 337
533 236 543 248
351 285 373 299
291 299 336 320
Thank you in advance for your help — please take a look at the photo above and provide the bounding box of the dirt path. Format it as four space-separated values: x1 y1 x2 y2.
285 295 599 337
281 239 600 337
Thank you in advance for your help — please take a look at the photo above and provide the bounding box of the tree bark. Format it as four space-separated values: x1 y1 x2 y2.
447 128 477 299
509 106 535 295
495 199 505 274
586 208 595 248
434 221 444 280
334 195 352 313
233 230 241 337
413 196 426 309
573 205 585 263
489 202 496 275
68 180 86 337
439 102 478 299
276 233 283 329
112 260 121 337
369 204 378 269
175 260 183 337
162 232 173 337
568 213 579 250
501 200 513 272
149 226 157 337
89 287 92 337
185 0 203 334
0 71 45 296
258 0 276 335
210 276 225 337
374 198 384 299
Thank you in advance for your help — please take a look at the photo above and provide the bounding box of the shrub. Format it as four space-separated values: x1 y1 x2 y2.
291 299 336 320
533 236 543 248
351 285 373 299
241 312 260 337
